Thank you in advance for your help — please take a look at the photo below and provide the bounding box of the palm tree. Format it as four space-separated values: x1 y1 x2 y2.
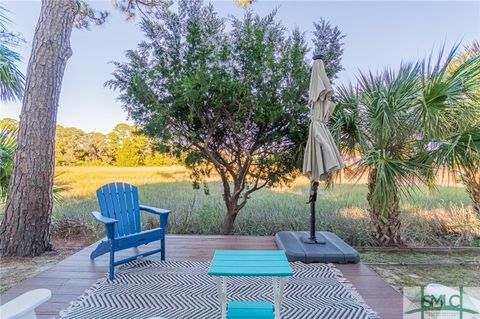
430 126 480 216
0 4 25 101
433 42 480 216
332 47 480 246
0 123 16 199
0 5 23 201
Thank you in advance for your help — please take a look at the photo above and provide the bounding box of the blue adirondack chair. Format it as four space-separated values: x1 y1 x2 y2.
90 182 171 280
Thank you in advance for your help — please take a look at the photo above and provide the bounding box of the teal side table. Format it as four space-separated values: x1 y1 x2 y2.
208 250 293 319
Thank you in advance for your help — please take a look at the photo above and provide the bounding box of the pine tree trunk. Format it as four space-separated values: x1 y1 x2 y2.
0 0 78 257
367 170 403 246
463 171 480 217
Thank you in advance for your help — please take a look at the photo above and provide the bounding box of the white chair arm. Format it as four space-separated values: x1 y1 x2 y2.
0 289 51 319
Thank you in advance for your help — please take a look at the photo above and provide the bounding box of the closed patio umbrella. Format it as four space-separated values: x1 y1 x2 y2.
302 55 344 243
275 55 359 263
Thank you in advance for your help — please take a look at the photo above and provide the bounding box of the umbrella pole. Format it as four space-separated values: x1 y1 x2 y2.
309 180 319 242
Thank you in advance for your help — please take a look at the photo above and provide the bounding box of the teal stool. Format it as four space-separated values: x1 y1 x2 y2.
227 301 274 319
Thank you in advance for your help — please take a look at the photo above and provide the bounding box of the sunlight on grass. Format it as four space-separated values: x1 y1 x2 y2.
56 166 195 198
50 166 478 247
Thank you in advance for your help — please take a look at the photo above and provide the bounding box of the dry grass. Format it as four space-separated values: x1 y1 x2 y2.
402 204 480 247
0 247 80 294
48 166 480 247
55 166 193 198
362 251 480 292
55 166 465 198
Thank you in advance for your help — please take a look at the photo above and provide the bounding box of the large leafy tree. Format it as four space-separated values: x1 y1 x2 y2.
107 0 345 234
55 126 91 165
55 123 175 166
312 18 345 79
109 123 149 166
332 47 480 246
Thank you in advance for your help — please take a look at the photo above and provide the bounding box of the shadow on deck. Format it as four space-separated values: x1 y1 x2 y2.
0 235 403 318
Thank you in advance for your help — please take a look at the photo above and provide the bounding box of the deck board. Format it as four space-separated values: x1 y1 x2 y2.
0 235 403 318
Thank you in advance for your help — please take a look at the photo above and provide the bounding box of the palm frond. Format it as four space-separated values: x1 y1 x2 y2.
52 172 69 204
360 147 431 216
429 125 480 176
357 64 420 150
415 46 480 138
0 4 25 102
0 123 17 198
331 84 364 157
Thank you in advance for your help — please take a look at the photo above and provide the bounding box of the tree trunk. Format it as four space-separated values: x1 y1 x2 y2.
221 200 239 235
463 171 480 217
367 170 404 247
0 0 78 257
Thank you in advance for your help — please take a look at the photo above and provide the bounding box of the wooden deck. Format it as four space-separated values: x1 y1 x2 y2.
0 235 403 318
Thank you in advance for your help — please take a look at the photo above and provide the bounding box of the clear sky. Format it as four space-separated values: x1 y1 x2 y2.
1 0 479 133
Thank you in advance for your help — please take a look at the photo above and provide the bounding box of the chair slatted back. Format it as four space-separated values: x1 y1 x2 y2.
96 183 142 237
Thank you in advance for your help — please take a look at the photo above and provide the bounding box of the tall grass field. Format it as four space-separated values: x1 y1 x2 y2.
48 166 480 247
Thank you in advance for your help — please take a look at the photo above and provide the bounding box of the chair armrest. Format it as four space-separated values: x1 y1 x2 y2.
139 205 171 215
92 211 118 225
139 205 171 228
0 289 51 319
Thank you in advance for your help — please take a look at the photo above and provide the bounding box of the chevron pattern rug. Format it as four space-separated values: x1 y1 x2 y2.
60 260 378 319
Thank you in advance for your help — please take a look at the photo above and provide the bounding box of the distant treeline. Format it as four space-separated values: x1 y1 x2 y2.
1 119 179 166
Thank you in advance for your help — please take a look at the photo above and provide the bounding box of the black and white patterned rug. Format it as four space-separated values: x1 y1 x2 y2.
60 260 378 319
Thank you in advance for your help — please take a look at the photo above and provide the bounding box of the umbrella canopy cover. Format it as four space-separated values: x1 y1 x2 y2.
302 59 344 181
